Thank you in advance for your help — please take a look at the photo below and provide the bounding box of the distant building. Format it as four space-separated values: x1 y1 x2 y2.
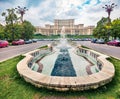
35 19 95 35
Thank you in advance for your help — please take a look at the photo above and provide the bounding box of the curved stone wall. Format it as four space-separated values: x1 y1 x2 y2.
17 46 115 91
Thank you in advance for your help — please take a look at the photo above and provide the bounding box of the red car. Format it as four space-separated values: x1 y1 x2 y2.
12 39 25 45
107 40 120 46
0 40 9 48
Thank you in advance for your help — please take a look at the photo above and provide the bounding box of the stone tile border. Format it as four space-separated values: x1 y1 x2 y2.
17 46 115 91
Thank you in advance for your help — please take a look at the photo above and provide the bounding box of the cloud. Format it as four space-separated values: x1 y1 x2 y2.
0 0 120 27
25 0 56 26
0 0 28 25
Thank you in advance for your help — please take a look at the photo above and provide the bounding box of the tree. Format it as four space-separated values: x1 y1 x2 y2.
2 9 17 25
1 7 35 40
93 17 120 40
93 17 108 40
22 20 35 40
97 17 108 26
4 24 13 40
1 8 18 40
0 24 5 39
110 18 120 39
13 24 24 39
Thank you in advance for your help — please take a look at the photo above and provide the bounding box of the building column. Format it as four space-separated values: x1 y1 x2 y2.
71 30 72 35
56 30 58 35
53 30 56 35
79 31 81 35
72 30 75 35
48 31 49 36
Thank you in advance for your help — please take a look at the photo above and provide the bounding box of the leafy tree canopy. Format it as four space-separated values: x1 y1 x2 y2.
22 20 36 40
1 8 35 41
93 17 120 40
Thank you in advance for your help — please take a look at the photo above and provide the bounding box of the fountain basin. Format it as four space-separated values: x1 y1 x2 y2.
17 46 115 91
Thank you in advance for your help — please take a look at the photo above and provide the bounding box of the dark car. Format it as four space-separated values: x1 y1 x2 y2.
32 39 37 43
12 39 25 45
25 39 33 44
107 40 120 46
0 40 9 48
91 38 97 43
96 39 105 44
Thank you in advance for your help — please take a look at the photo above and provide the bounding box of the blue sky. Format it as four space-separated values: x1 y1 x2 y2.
0 0 120 26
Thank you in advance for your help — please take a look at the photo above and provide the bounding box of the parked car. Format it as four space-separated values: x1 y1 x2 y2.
107 40 120 46
12 39 25 45
0 40 9 48
96 39 105 44
25 39 33 44
32 39 37 43
91 38 97 43
82 38 91 41
81 38 85 41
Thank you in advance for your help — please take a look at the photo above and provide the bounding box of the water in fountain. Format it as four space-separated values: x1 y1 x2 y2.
51 26 76 76
60 26 65 39
57 26 70 49
57 26 69 59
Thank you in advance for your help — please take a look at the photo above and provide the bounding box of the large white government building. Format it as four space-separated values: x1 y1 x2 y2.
35 19 95 35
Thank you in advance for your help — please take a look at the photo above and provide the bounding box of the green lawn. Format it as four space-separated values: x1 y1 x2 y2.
33 34 93 39
0 56 120 99
34 34 60 39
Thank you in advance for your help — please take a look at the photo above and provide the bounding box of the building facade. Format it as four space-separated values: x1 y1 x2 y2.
36 19 95 35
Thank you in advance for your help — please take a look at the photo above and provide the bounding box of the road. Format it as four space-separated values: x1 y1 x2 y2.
0 41 52 62
0 41 120 62
77 41 120 59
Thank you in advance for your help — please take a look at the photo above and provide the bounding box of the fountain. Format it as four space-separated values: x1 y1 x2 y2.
51 26 76 77
17 26 115 91
57 26 70 49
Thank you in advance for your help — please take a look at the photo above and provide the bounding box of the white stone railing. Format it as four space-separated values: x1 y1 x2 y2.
75 47 102 70
17 46 115 91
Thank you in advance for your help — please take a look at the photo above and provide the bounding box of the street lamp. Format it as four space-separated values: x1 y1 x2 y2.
15 6 28 23
102 3 117 25
102 3 117 40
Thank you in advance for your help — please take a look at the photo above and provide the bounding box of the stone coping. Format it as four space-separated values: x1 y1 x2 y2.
17 46 115 91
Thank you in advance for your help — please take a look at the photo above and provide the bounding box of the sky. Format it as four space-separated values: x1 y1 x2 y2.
0 0 120 27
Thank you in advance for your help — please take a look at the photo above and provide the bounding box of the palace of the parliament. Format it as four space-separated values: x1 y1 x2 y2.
35 19 95 35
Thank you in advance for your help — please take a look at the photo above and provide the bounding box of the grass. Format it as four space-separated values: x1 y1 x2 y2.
34 34 60 39
0 56 120 99
33 34 94 39
67 35 93 39
38 45 48 49
81 45 91 49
